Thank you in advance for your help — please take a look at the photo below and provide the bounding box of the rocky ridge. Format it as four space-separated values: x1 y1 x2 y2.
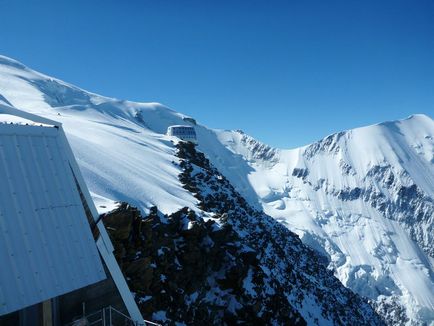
102 142 384 325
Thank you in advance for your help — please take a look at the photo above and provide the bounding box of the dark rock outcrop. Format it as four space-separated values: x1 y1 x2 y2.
103 204 303 325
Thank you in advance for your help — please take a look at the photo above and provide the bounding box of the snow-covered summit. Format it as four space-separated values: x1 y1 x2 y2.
214 114 434 325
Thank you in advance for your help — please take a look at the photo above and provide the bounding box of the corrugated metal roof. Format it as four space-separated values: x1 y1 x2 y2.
0 123 105 315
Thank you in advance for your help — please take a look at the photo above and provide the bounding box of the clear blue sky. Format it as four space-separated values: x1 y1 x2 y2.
1 0 433 148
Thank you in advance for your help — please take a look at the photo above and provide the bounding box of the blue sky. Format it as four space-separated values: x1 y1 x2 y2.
1 0 433 148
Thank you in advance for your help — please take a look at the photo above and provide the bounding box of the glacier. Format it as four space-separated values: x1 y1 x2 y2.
213 121 434 325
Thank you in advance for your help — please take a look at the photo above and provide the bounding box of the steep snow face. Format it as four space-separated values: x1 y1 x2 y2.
0 55 200 214
214 117 434 325
0 55 432 325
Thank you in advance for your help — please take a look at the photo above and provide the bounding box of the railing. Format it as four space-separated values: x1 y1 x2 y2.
66 305 161 326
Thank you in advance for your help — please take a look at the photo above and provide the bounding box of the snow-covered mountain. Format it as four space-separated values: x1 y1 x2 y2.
0 55 432 325
214 119 434 325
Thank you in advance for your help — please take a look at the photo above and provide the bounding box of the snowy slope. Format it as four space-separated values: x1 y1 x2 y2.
213 119 434 325
0 55 432 325
0 55 199 214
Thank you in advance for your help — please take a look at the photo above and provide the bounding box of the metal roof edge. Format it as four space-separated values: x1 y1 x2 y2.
0 123 59 136
0 104 61 127
56 127 144 323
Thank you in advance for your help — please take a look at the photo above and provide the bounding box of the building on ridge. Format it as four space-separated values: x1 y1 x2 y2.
166 125 197 144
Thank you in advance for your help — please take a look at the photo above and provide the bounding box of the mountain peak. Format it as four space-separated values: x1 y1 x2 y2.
406 113 432 121
375 113 433 130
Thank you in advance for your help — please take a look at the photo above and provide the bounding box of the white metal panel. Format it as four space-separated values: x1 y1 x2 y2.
0 124 105 316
